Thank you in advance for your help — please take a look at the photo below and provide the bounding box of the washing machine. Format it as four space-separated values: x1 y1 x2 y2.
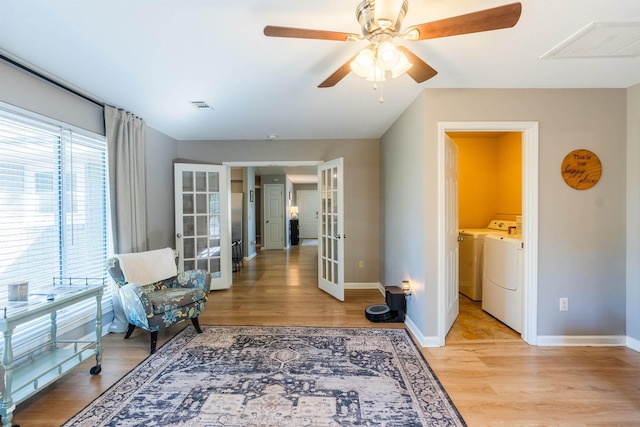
458 220 516 301
482 234 523 333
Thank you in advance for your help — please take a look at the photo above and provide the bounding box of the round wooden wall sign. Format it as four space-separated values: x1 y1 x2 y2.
561 149 602 190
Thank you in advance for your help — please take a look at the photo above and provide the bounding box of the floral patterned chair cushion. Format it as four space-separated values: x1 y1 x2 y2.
106 249 211 353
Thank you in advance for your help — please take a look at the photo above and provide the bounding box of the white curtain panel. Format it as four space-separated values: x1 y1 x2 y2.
105 105 148 332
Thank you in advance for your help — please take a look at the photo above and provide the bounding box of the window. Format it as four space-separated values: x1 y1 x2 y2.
0 102 109 343
0 162 25 192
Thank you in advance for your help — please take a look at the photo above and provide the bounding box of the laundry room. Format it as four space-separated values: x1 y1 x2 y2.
448 131 524 337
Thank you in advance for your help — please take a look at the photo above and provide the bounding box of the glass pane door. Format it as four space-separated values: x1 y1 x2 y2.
175 164 230 290
318 158 344 301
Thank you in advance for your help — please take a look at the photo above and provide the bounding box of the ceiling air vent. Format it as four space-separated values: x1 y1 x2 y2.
542 22 640 59
189 101 213 110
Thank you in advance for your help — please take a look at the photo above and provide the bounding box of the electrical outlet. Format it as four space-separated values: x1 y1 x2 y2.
559 298 568 311
358 260 364 268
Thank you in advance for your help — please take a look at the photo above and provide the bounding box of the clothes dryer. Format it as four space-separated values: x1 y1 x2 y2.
482 234 523 333
458 220 515 301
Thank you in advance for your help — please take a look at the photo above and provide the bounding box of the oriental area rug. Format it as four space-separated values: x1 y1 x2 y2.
64 326 466 427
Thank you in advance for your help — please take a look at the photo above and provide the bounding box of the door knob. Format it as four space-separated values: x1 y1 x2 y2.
177 233 182 238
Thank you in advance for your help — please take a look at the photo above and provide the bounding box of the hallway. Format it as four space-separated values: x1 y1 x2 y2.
209 241 392 328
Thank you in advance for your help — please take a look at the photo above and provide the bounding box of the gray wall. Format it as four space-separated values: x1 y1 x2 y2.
243 167 257 258
382 88 628 341
145 126 178 250
381 96 435 334
0 59 104 134
176 139 381 284
628 83 640 345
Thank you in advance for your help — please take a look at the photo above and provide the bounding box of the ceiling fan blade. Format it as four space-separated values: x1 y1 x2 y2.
264 26 359 41
396 46 438 83
407 2 522 40
318 53 359 88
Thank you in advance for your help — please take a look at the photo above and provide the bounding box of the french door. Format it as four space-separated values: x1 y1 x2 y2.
174 163 231 290
318 158 344 301
444 136 459 335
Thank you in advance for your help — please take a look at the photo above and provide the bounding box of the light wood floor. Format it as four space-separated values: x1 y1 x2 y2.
13 241 640 426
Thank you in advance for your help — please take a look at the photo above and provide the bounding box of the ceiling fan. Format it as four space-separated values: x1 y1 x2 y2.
264 0 522 88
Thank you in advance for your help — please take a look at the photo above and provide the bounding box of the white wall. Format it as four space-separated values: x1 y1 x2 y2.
382 88 628 343
627 83 640 347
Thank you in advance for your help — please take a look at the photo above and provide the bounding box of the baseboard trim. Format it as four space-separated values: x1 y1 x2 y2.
244 252 257 261
626 336 640 352
537 335 627 347
404 316 440 347
344 282 382 290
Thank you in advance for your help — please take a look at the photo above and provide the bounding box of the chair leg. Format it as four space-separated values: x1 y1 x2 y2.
124 323 136 339
150 331 158 354
191 317 203 334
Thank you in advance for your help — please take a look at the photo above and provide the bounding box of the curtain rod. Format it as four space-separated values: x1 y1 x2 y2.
1 53 105 108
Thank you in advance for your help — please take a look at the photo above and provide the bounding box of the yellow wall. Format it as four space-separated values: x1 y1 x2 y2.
450 132 522 228
496 132 522 219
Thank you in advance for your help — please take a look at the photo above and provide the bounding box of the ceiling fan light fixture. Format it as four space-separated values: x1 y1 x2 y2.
351 46 376 77
364 64 386 82
390 50 412 78
377 40 400 70
365 69 386 82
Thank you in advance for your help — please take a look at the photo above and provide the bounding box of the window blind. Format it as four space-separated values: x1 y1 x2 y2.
0 102 111 354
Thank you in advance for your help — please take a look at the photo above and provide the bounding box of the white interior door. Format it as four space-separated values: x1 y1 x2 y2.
318 158 344 301
263 184 284 249
444 135 460 334
174 163 231 290
297 189 319 239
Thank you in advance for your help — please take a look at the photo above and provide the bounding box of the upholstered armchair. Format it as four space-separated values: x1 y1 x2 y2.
106 247 210 353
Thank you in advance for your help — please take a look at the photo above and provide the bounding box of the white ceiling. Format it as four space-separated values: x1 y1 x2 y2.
1 0 640 144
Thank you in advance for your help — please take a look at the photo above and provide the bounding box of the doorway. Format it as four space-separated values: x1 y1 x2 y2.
437 122 539 346
223 160 344 301
263 183 284 250
297 189 319 239
447 131 523 342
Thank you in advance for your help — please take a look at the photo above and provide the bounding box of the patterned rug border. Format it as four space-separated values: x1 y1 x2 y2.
64 325 466 426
